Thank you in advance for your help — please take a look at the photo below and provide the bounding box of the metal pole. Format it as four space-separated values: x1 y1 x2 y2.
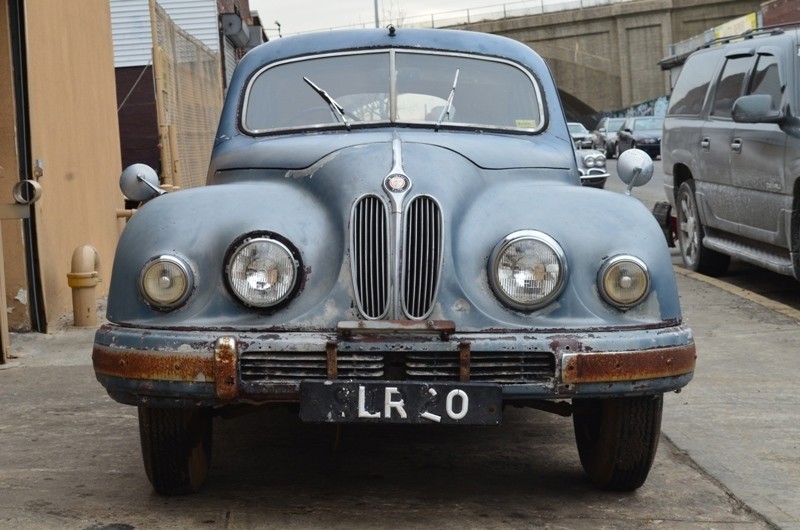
374 0 379 27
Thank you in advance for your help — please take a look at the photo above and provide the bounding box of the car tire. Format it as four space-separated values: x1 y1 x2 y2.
676 180 730 276
139 406 213 495
572 395 662 491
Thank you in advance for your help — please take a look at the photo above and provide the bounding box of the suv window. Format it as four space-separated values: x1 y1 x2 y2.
711 56 752 118
666 50 719 116
749 54 781 108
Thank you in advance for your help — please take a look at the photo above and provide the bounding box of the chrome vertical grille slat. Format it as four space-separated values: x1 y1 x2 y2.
403 196 442 319
351 195 390 319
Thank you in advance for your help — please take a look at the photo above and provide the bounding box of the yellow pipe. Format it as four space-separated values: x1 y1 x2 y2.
66 245 101 327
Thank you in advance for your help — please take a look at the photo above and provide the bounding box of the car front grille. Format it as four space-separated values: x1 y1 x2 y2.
240 350 555 385
402 196 443 319
351 195 390 319
351 194 442 320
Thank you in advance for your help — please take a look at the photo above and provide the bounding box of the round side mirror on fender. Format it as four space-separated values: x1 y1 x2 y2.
119 164 165 202
616 149 654 195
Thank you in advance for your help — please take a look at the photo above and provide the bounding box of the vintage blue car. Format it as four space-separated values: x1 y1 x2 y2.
93 27 695 495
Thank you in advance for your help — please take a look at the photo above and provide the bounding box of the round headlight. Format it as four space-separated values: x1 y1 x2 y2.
599 255 649 308
594 153 606 167
583 154 596 168
227 237 298 307
140 256 193 309
489 230 566 310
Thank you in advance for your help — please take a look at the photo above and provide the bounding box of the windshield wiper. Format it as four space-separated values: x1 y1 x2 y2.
303 76 350 130
436 68 460 130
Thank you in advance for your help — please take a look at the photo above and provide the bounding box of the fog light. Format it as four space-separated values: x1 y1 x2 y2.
599 255 649 309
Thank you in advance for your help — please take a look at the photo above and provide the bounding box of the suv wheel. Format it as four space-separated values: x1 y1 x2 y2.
676 181 730 275
139 406 213 495
573 395 662 491
605 142 614 159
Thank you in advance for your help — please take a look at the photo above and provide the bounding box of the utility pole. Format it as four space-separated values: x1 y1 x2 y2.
374 0 379 27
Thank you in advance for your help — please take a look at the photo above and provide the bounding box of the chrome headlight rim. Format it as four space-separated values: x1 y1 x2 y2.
489 229 567 311
598 255 650 309
225 233 301 309
582 153 606 168
139 255 194 310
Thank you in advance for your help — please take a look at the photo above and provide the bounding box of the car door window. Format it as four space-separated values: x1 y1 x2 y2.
712 56 752 118
748 54 781 108
667 50 719 116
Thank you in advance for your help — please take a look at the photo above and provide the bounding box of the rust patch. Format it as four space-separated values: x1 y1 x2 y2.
458 341 471 383
338 320 455 341
92 344 214 382
326 341 338 380
214 337 238 401
562 344 696 384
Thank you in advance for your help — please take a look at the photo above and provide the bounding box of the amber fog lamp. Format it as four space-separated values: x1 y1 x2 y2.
599 255 649 308
490 230 567 310
140 256 193 309
227 237 298 307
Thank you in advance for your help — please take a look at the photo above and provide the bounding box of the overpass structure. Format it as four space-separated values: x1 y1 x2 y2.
451 0 762 121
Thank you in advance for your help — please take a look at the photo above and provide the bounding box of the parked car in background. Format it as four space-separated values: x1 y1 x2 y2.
663 26 798 278
568 121 593 149
591 117 626 158
616 117 663 158
93 27 695 496
575 145 609 188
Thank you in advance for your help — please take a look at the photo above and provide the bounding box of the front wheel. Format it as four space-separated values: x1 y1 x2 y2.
572 395 663 491
138 407 213 495
676 180 730 275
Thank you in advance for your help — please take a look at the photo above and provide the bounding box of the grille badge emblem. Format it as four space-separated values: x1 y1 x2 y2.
385 173 410 193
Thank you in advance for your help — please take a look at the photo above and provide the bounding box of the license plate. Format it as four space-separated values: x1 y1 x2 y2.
299 381 502 425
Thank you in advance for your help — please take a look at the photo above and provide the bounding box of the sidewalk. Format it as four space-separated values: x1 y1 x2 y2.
663 269 800 530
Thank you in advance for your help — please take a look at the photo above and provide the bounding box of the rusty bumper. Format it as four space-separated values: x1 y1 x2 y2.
93 323 695 407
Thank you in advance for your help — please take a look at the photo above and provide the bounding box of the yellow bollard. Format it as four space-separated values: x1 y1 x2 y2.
66 245 101 327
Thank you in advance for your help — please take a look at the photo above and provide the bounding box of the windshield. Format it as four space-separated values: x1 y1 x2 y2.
568 123 588 134
632 118 663 131
242 50 543 133
607 118 625 131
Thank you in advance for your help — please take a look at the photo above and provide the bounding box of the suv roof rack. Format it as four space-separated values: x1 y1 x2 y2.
699 22 800 50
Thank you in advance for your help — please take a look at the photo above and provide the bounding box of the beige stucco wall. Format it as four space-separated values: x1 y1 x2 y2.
21 0 123 331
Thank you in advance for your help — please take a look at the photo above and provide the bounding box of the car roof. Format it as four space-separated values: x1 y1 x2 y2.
216 27 568 146
229 28 555 103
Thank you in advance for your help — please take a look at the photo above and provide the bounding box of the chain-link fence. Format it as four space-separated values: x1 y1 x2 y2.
150 0 223 190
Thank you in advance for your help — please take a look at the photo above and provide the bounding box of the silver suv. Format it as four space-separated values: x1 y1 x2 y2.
662 26 798 277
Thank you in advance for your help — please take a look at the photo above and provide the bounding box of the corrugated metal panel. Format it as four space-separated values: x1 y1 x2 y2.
111 0 220 68
223 37 236 89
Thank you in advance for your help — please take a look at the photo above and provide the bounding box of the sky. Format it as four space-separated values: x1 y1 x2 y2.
249 0 507 38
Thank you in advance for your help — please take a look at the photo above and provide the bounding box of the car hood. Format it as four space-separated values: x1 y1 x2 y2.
208 130 574 178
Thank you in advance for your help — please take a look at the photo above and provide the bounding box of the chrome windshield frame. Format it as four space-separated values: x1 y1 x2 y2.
240 49 546 136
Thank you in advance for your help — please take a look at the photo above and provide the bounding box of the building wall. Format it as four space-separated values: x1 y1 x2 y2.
460 0 762 114
116 66 159 171
110 0 219 68
23 0 123 330
762 0 800 26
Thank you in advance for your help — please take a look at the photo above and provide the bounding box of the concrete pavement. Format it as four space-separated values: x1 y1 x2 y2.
664 268 800 529
0 265 796 528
